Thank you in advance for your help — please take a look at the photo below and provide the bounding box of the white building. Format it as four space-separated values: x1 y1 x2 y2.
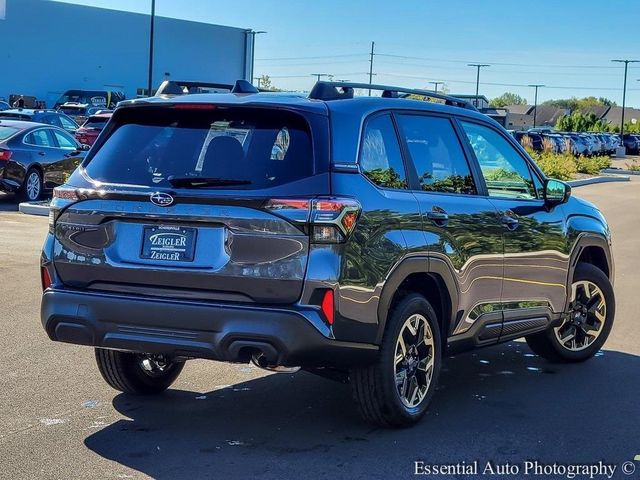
0 0 255 106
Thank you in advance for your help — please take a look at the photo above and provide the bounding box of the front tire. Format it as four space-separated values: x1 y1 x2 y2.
18 168 42 202
526 262 615 362
350 293 441 428
95 349 185 395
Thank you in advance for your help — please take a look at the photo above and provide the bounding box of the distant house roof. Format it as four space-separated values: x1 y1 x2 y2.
531 105 569 126
603 106 640 126
506 104 534 115
580 105 611 119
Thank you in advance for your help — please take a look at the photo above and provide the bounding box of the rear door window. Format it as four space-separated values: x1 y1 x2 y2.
396 114 476 195
25 129 56 147
83 107 316 190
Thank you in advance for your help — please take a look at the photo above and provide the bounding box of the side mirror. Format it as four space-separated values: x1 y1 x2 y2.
544 179 571 206
79 143 91 151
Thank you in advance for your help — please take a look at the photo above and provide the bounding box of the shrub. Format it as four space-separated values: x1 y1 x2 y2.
575 156 611 175
530 152 576 181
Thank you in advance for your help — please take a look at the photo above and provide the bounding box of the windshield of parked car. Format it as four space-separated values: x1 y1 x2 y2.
83 107 314 190
0 126 19 141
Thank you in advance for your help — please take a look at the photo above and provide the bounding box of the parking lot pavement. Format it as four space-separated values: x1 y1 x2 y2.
1 179 639 480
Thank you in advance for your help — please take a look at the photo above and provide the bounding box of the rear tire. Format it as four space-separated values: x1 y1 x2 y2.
95 348 185 395
18 168 42 202
350 293 441 428
526 263 614 363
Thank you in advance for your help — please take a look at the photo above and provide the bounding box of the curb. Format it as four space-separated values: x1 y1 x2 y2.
18 202 50 216
602 168 640 176
567 175 630 187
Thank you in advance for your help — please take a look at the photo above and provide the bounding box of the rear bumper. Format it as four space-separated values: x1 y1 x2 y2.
41 289 378 368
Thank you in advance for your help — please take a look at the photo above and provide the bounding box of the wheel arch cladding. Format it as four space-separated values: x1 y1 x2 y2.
376 256 458 347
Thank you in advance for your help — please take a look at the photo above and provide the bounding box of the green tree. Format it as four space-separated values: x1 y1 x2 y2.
257 75 281 91
490 92 527 107
543 96 616 111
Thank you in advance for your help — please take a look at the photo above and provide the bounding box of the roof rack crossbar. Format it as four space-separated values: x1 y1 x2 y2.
308 81 477 111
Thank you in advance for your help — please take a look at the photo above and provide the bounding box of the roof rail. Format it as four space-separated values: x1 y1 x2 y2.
155 79 260 97
308 81 477 111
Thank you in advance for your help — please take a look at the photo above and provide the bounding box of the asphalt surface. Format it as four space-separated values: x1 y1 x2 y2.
0 181 639 480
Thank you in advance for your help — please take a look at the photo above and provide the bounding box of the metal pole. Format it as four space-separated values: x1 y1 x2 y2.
429 81 443 93
612 59 640 139
621 62 628 138
468 64 490 107
528 84 544 128
368 41 375 96
147 0 155 96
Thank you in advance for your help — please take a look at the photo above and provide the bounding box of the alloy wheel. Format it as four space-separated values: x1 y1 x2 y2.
554 280 606 352
394 314 435 408
138 354 172 377
26 171 41 201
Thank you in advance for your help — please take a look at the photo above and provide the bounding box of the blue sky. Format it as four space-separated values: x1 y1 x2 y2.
59 0 640 106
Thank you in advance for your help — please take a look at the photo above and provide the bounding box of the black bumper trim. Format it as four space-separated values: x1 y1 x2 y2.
41 289 378 368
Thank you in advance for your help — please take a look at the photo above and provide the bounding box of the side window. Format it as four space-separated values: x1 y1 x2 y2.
59 116 78 131
45 115 63 128
461 121 538 200
25 129 55 147
359 114 407 189
397 114 476 195
52 130 78 149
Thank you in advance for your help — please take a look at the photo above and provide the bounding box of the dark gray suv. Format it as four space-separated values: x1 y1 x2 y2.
40 81 615 427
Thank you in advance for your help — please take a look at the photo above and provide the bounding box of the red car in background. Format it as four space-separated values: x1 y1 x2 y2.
74 112 112 146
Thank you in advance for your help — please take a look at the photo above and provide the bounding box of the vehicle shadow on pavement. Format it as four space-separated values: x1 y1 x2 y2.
84 342 640 479
0 193 18 211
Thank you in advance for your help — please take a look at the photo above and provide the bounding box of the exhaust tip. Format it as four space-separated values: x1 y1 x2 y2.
251 352 300 374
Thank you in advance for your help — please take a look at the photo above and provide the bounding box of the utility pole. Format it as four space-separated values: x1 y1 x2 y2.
147 0 155 96
468 63 490 107
429 81 444 94
311 73 330 82
612 59 640 140
368 41 375 96
528 84 544 128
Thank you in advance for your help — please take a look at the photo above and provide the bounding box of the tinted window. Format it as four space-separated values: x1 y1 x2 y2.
83 118 108 130
461 121 537 200
59 116 78 130
397 115 476 194
359 114 407 189
25 129 55 147
84 107 315 190
52 130 77 149
0 126 18 141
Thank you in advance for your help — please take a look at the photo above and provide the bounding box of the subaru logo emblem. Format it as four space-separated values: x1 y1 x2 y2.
150 192 174 207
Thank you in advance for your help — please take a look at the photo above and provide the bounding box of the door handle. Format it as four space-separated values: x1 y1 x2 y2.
426 208 449 226
501 210 519 230
38 151 45 156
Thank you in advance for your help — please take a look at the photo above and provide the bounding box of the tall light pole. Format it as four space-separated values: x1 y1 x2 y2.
528 84 544 128
147 0 156 96
612 59 640 139
468 63 490 107
429 81 444 94
247 30 266 84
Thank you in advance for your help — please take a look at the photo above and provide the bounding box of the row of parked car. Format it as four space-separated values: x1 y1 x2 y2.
510 128 640 156
0 106 111 202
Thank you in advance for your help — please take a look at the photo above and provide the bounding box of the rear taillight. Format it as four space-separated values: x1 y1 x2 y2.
49 187 80 233
311 198 360 243
0 149 13 161
264 197 361 244
41 266 52 291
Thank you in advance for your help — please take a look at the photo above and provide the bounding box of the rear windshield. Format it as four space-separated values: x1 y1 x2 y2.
0 126 18 141
83 118 108 130
83 107 315 190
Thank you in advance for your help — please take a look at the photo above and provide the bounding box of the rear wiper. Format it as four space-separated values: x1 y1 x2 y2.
167 176 252 188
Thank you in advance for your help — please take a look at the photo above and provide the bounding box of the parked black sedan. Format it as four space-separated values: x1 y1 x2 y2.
0 120 88 202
